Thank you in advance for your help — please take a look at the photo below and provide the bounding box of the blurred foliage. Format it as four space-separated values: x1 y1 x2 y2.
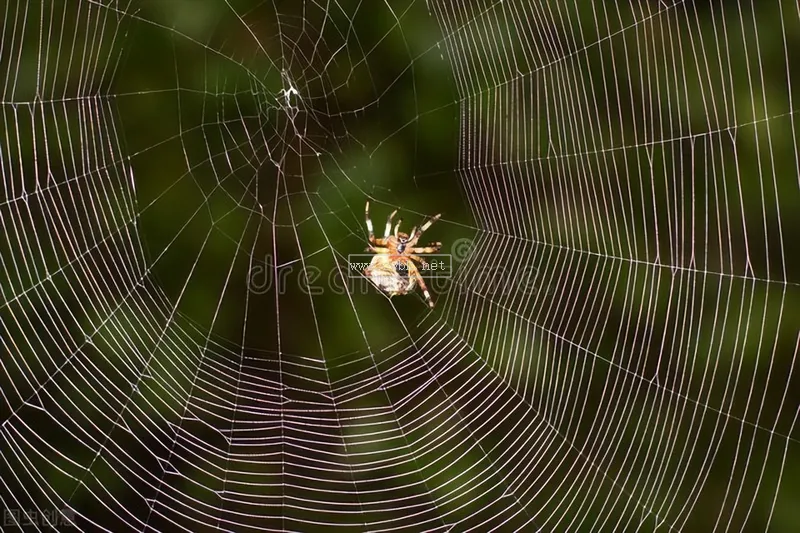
0 0 797 531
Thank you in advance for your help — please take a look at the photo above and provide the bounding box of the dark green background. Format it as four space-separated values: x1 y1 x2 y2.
0 0 797 531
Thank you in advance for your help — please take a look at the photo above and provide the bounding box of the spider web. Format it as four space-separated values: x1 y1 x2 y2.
1 0 798 531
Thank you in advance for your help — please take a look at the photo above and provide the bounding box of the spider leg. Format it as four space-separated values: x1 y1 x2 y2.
365 201 375 242
384 208 398 239
393 218 403 239
408 254 429 268
407 213 441 246
410 242 442 254
407 261 435 308
419 213 441 234
366 202 394 245
366 246 390 253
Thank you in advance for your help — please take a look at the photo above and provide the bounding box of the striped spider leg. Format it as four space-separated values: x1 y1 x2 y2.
406 212 442 249
405 213 442 266
406 260 435 308
403 211 442 307
365 201 397 246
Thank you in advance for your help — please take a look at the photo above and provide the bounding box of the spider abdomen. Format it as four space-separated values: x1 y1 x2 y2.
365 256 416 296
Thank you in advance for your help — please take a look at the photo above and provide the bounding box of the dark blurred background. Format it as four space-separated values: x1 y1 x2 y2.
0 0 797 531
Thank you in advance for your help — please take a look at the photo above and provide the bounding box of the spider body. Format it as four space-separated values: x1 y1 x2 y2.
364 202 442 307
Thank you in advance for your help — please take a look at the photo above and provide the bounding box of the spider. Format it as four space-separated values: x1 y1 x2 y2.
363 201 442 308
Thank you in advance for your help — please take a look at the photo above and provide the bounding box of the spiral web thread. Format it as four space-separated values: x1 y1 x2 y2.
0 1 798 532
